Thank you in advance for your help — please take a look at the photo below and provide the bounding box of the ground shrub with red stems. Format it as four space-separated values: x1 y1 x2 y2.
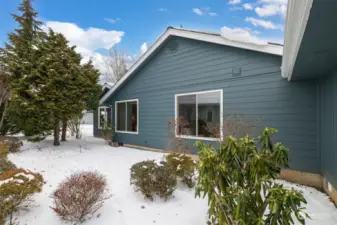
51 171 111 224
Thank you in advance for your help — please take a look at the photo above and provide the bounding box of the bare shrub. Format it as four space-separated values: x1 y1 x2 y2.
130 160 177 201
68 115 82 139
0 169 44 225
204 114 262 141
167 117 192 153
51 171 111 224
0 137 22 153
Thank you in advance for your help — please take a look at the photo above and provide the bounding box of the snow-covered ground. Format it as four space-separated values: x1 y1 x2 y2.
7 125 337 225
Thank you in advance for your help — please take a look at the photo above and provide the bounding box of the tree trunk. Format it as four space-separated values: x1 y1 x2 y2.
54 120 60 146
0 100 8 133
61 120 67 141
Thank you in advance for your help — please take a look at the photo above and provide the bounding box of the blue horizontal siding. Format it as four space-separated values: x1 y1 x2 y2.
320 72 337 187
96 37 319 173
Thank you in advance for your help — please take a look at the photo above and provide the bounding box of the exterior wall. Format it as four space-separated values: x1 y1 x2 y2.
320 72 337 188
96 37 319 173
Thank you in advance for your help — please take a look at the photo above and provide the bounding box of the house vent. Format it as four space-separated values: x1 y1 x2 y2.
166 40 179 52
232 67 241 76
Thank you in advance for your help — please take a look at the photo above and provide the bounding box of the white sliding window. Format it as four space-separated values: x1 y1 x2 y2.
175 89 223 140
115 99 139 134
98 106 112 129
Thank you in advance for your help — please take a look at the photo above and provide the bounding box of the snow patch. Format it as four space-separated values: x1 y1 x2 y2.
6 125 337 225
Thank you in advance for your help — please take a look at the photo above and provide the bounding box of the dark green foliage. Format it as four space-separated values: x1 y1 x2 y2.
3 0 100 144
166 152 196 188
195 128 309 225
0 158 16 174
130 160 177 201
3 0 52 137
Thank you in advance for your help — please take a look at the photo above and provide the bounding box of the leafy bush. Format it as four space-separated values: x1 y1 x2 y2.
130 160 177 201
100 122 114 145
0 137 22 153
0 158 16 174
195 128 309 225
166 152 196 188
0 169 44 225
51 171 110 224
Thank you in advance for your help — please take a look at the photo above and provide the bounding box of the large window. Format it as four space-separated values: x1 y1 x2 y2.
115 99 139 134
98 106 112 129
175 90 222 140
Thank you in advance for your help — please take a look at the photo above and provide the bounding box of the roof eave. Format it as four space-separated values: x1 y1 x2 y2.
281 0 314 81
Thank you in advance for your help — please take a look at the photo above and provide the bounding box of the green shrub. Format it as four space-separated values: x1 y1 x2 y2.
195 128 309 225
0 169 44 225
100 122 114 145
130 160 177 201
0 137 22 153
0 158 16 174
166 152 196 188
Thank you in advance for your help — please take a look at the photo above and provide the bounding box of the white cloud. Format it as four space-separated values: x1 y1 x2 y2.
42 21 125 82
228 0 241 5
104 18 121 24
255 0 287 17
192 8 204 16
230 6 243 10
140 42 148 55
245 17 284 30
243 3 253 10
158 8 168 12
220 26 267 45
193 7 217 16
42 21 124 52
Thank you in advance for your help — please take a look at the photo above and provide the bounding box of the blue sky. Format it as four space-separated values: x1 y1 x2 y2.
0 0 287 80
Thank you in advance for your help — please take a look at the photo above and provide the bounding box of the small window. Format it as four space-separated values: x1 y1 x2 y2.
115 99 138 134
175 90 222 140
98 106 112 129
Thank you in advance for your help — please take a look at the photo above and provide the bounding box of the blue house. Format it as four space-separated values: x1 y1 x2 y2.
96 1 337 202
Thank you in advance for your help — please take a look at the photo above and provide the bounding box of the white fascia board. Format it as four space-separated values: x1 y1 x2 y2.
281 0 314 80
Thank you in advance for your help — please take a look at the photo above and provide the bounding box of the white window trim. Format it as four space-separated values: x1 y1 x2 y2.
175 89 223 141
115 99 139 134
98 106 112 129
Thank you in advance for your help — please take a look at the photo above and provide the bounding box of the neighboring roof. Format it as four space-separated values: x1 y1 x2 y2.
100 27 283 104
281 0 314 80
102 82 113 91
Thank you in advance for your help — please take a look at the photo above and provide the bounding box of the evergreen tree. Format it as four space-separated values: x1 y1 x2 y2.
36 30 99 145
4 0 51 137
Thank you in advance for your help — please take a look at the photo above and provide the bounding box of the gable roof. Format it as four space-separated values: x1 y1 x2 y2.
99 27 283 104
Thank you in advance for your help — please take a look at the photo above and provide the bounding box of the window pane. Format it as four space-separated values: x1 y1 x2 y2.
197 92 221 137
117 103 126 131
127 101 138 132
106 108 112 127
99 108 106 128
177 95 196 136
